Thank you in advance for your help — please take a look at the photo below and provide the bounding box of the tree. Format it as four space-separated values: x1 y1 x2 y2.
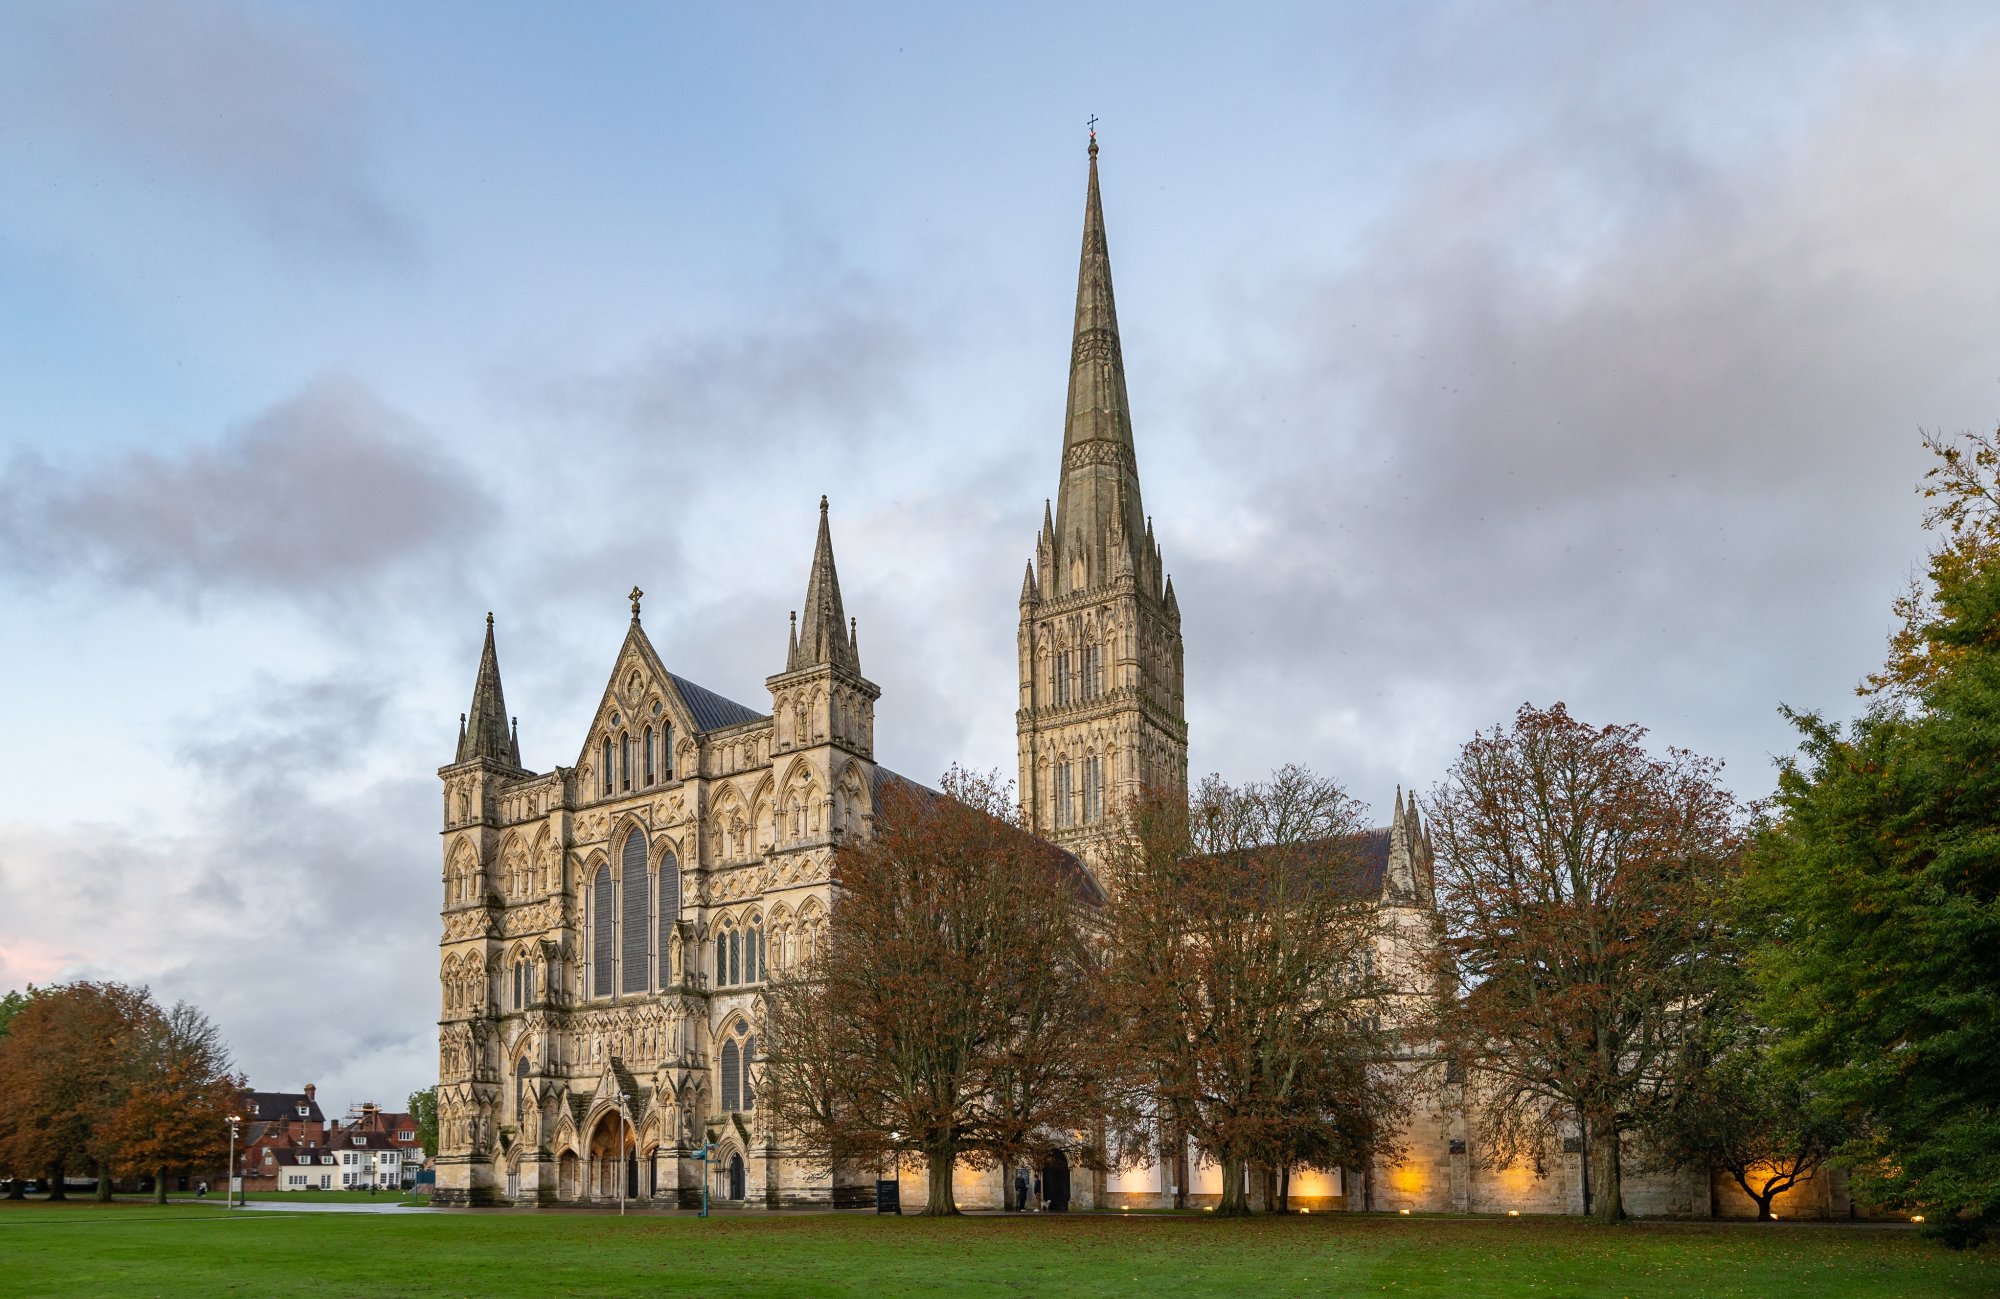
0 986 40 1196
0 982 159 1200
1746 426 2000 1246
1649 1016 1849 1220
103 1002 241 1203
408 1087 438 1159
762 768 1102 1215
1100 766 1398 1216
1427 703 1743 1223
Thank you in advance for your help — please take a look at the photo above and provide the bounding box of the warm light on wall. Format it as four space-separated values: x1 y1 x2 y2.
1912 1215 1926 1223
1507 1210 1520 1217
1399 1208 1411 1216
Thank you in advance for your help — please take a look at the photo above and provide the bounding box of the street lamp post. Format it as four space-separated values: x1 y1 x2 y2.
226 1116 241 1209
690 1136 717 1218
618 1092 631 1218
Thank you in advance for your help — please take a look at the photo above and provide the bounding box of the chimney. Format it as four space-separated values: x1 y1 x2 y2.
304 1083 316 1102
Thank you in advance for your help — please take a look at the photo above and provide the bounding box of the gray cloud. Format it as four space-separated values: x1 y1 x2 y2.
0 670 442 1107
527 298 920 463
0 0 412 262
1158 40 2000 805
0 378 492 604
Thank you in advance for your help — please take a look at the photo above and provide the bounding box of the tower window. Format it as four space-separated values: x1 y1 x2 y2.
1083 756 1103 824
1055 761 1074 829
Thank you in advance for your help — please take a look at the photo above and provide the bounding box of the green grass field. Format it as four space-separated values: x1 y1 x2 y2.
1 1200 1992 1298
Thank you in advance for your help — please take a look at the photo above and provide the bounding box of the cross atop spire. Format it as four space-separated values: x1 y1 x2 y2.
457 612 521 766
629 586 644 621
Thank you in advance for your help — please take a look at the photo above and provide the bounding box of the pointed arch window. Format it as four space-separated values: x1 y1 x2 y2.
1083 755 1103 824
742 1034 757 1109
620 733 632 792
720 1038 741 1113
728 930 742 986
601 738 613 796
515 1056 530 1121
1055 760 1074 829
662 723 674 779
512 959 524 1010
591 863 614 998
643 728 656 785
620 831 649 994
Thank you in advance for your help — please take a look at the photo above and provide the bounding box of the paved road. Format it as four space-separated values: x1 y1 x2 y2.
234 1200 434 1214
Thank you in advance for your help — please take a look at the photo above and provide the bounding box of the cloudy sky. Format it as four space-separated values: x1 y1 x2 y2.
3 0 1996 1112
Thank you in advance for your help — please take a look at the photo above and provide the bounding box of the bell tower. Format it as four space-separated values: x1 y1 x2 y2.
1017 134 1187 871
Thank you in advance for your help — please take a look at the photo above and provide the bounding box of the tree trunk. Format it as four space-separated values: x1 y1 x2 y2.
45 1162 66 1200
153 1167 169 1204
94 1158 113 1202
1279 1165 1291 1213
1217 1154 1251 1216
1586 1117 1622 1224
921 1147 958 1216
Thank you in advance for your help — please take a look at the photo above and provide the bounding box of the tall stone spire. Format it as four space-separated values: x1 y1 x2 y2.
457 612 521 766
1017 134 1188 870
789 496 860 674
1053 134 1147 593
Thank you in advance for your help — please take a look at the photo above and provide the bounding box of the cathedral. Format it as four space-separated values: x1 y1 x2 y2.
432 139 1774 1218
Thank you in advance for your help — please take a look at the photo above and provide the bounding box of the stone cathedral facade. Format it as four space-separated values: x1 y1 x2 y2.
433 141 1768 1217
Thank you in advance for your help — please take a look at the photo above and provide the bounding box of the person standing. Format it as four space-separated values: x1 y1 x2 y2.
1014 1167 1029 1213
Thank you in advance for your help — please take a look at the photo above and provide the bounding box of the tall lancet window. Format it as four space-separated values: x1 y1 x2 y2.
720 1038 741 1113
1055 760 1074 829
591 863 614 998
620 733 632 792
1083 756 1103 824
620 831 649 994
643 728 656 785
662 723 674 779
601 738 613 796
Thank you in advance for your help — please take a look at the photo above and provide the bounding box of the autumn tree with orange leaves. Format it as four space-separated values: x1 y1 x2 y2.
0 983 239 1201
1426 704 1744 1224
761 768 1103 1215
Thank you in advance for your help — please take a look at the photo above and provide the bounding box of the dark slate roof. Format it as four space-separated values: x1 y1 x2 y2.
668 672 768 733
242 1090 325 1125
1344 827 1392 898
870 767 1107 907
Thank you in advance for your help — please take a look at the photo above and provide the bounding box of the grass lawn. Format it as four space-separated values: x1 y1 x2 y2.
0 1200 1992 1299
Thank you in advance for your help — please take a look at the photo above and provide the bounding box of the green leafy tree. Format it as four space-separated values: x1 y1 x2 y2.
1748 427 2000 1246
408 1087 438 1158
1648 1005 1851 1220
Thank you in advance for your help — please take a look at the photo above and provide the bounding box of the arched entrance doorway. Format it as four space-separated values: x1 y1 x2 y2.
558 1150 580 1200
1041 1149 1071 1212
728 1152 746 1201
587 1112 637 1201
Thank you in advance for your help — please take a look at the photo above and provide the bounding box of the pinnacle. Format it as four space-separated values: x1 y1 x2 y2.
790 498 859 676
458 613 520 767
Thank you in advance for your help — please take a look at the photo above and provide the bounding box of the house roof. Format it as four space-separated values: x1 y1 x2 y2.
242 1090 325 1125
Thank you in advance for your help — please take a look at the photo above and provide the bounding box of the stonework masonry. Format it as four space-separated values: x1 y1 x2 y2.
433 140 1848 1219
